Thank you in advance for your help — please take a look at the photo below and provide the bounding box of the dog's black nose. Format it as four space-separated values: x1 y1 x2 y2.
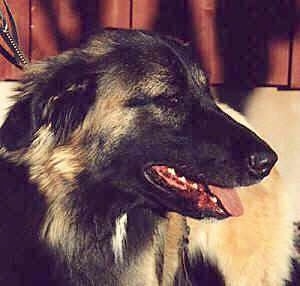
247 150 278 179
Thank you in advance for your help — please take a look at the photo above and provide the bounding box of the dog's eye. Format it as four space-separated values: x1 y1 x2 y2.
126 94 180 108
153 95 180 108
126 96 152 107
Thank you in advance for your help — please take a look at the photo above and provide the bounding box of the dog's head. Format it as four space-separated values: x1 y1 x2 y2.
0 29 277 220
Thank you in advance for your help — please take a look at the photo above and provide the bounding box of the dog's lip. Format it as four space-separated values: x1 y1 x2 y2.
142 163 243 219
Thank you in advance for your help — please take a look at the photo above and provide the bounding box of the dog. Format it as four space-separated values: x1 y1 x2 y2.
0 28 279 285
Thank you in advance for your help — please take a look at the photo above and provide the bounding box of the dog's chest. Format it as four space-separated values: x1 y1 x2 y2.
121 245 159 286
117 209 167 286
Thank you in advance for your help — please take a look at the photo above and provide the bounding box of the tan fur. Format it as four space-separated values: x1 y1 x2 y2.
186 104 293 286
191 64 208 86
138 67 174 97
161 212 187 286
83 92 136 139
244 88 300 221
122 240 160 286
23 126 85 200
41 195 72 247
20 88 134 199
118 216 168 286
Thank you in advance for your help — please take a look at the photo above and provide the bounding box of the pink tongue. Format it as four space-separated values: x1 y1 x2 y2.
209 185 244 217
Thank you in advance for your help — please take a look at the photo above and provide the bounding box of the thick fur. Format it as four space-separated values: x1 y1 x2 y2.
0 29 283 286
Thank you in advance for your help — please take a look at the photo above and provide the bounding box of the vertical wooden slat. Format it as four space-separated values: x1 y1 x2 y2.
154 0 187 40
188 0 223 84
0 0 29 79
290 0 300 88
132 0 186 40
131 0 159 30
31 0 81 61
290 39 300 88
99 0 130 29
266 39 290 86
53 0 81 48
290 38 300 88
264 0 291 86
30 0 59 60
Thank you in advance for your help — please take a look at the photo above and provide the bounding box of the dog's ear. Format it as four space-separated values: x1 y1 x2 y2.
0 97 34 150
0 51 98 151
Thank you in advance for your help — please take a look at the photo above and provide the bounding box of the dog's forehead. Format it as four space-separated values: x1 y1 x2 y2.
85 30 210 104
107 46 207 99
135 64 180 97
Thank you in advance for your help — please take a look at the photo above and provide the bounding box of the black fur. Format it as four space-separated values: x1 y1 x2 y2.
0 29 279 285
286 259 300 285
175 252 225 286
0 158 52 285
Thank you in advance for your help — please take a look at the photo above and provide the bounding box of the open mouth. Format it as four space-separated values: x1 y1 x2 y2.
144 164 243 219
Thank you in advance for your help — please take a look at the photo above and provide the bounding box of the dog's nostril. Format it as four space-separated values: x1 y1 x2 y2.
247 151 277 178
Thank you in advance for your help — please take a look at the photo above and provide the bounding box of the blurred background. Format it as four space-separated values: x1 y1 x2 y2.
0 0 299 245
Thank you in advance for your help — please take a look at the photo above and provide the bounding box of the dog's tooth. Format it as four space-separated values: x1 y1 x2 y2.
210 196 218 203
179 176 187 183
167 168 176 176
192 183 198 189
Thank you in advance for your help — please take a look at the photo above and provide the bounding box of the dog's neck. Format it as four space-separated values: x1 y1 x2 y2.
39 173 167 286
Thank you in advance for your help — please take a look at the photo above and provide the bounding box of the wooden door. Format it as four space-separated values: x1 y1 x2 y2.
0 0 296 88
